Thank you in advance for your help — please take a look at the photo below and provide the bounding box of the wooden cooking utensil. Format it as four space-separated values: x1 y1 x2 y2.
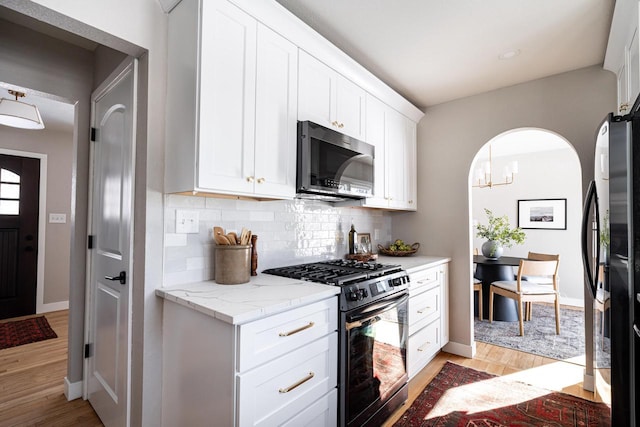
226 232 237 244
213 226 224 237
214 234 231 245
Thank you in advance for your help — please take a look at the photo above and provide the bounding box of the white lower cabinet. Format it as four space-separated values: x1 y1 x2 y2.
161 297 338 426
406 263 449 379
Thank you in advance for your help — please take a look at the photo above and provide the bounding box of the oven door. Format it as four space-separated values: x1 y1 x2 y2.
341 292 409 427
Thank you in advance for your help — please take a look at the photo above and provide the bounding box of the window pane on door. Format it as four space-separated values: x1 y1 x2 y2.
0 200 19 215
0 169 20 183
0 183 19 199
0 168 21 215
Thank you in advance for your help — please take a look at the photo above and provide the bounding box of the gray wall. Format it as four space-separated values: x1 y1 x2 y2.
0 16 94 382
0 126 74 304
393 65 616 355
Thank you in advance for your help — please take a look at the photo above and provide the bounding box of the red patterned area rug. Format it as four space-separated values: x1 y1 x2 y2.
394 361 610 427
0 316 57 350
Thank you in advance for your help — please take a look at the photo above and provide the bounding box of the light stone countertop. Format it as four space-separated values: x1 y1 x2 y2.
156 255 450 325
156 274 340 325
376 255 451 272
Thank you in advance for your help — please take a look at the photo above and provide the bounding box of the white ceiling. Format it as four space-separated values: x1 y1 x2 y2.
275 0 615 109
0 1 616 146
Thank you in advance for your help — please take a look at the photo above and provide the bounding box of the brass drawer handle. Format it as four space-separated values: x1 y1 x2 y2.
417 342 431 352
279 372 315 393
416 306 432 314
279 321 315 337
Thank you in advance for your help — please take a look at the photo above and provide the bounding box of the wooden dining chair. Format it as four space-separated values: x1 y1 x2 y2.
473 248 482 320
489 258 560 336
522 252 560 320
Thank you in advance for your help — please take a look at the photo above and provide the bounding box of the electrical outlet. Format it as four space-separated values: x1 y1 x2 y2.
176 210 199 233
49 213 67 223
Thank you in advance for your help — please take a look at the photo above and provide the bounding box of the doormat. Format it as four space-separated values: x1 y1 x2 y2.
475 304 610 367
393 361 610 427
0 316 58 350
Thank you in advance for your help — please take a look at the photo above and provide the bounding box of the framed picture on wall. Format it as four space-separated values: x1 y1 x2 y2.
517 199 567 230
358 233 372 254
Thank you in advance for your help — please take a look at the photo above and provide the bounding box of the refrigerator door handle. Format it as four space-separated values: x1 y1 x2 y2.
581 180 600 299
634 324 640 338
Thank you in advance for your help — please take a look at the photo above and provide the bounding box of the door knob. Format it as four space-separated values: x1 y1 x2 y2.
105 271 126 285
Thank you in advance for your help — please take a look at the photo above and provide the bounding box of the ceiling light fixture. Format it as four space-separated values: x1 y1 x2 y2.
473 143 518 188
0 90 45 130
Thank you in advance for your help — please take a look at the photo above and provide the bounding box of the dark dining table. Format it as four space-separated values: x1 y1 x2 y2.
473 255 526 322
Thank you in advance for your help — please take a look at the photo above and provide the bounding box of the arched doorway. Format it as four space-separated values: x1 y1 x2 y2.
469 128 583 354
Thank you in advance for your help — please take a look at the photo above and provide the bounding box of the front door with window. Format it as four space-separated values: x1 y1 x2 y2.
0 154 39 320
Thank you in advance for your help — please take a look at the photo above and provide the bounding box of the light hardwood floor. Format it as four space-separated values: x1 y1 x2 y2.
0 310 102 427
1 310 602 426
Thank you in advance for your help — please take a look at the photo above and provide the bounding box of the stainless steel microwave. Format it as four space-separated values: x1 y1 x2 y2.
296 121 374 201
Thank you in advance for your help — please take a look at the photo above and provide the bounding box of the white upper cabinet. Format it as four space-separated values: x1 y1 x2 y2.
165 0 297 199
604 0 640 114
298 50 366 140
363 94 417 211
253 24 298 198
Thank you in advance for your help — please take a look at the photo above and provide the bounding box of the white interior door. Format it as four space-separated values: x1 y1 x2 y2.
85 57 137 427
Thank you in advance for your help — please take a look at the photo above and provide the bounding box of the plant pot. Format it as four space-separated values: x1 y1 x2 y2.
481 240 503 260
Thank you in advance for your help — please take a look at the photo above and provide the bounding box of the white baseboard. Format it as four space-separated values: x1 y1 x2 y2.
442 340 474 358
38 300 69 313
560 296 584 308
64 377 83 401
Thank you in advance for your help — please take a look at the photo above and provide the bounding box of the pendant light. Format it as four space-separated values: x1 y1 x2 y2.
0 90 45 130
473 143 518 188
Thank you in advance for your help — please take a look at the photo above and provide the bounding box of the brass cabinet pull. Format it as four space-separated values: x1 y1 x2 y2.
417 341 431 352
279 321 314 337
331 120 339 127
620 103 630 112
246 176 254 183
279 372 315 393
338 122 344 128
257 177 265 184
416 306 432 314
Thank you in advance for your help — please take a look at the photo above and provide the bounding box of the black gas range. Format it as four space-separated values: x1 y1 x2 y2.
263 259 410 311
265 258 410 426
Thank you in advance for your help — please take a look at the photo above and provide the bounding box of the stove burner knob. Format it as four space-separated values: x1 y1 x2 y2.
362 288 368 298
349 291 359 301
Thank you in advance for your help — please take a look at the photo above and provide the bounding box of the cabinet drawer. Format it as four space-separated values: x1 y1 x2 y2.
281 388 337 427
409 267 440 292
237 333 338 427
238 297 337 372
408 286 440 336
407 321 440 379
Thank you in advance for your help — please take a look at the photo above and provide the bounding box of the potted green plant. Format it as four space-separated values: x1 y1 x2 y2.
476 208 526 259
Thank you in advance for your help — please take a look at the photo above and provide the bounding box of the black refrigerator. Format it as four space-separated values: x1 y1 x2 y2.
582 107 640 426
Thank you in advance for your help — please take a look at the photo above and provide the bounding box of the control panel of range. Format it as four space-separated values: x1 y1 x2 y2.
340 271 410 311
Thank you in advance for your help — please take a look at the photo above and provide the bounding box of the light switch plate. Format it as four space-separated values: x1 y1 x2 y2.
176 209 199 234
49 213 67 223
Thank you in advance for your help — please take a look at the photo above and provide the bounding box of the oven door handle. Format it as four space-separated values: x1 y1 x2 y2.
346 316 381 331
346 293 409 323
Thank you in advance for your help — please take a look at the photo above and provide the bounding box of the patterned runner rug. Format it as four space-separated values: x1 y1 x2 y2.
0 316 58 350
393 361 610 426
